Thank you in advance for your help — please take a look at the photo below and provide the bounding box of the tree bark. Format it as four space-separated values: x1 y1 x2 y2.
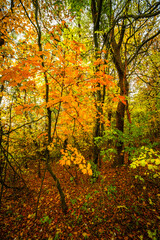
113 71 129 166
114 95 126 166
108 18 129 166
46 156 68 214
91 0 104 165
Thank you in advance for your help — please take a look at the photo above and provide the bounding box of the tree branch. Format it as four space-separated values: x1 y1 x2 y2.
3 116 46 135
19 0 38 33
128 29 160 65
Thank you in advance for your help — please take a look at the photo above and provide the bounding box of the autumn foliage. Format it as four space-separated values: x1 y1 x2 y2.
0 0 160 239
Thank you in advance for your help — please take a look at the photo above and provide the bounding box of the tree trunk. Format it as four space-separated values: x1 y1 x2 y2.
114 101 126 166
93 113 101 165
28 0 68 214
109 21 129 166
46 151 68 214
113 72 129 166
91 0 103 165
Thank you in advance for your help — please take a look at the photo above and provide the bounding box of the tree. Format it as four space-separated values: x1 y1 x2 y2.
131 34 160 141
103 0 160 165
87 0 160 165
1 0 102 213
91 0 105 165
66 0 160 165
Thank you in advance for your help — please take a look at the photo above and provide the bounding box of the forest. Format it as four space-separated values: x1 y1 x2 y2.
0 0 160 239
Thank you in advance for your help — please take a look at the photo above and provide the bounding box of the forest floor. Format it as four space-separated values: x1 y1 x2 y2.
0 158 160 240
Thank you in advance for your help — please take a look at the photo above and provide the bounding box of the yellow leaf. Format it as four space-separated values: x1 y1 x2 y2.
88 169 93 176
28 213 35 219
59 159 65 165
149 198 154 205
82 232 89 238
117 205 128 209
47 145 52 151
79 164 83 169
155 159 160 165
66 160 71 166
82 169 87 174
87 162 91 170
48 236 53 240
